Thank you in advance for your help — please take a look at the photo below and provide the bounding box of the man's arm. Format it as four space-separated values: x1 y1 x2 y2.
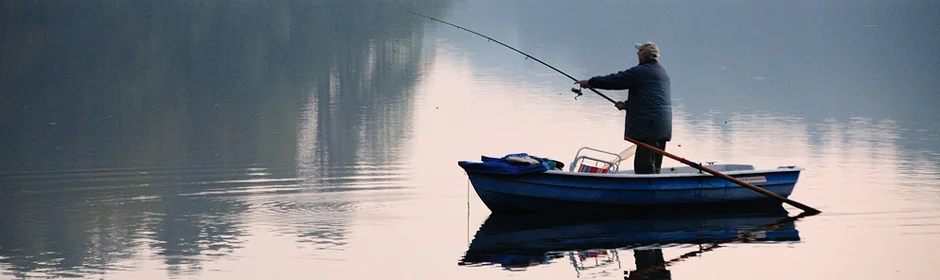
588 68 638 90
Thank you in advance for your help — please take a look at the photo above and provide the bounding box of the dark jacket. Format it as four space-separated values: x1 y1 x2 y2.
588 60 672 141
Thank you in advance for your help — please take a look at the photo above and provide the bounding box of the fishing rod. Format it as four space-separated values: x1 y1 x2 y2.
407 10 616 104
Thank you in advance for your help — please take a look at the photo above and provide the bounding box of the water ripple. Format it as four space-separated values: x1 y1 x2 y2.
179 185 304 197
265 200 381 215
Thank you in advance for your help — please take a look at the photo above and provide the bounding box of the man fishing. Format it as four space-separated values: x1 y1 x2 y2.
575 41 672 174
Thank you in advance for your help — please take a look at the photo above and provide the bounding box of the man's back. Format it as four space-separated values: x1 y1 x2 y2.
624 61 672 142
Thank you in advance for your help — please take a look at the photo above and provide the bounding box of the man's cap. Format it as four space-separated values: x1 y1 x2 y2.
634 41 660 60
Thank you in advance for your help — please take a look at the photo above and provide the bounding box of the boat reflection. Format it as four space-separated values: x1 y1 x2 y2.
459 207 802 278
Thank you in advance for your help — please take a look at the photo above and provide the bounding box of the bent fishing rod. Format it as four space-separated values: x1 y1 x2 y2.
407 10 616 104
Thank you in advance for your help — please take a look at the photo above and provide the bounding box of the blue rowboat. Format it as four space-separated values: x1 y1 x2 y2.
459 208 801 270
457 148 804 214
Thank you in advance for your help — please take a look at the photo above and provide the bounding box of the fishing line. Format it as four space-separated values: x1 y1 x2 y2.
407 10 616 104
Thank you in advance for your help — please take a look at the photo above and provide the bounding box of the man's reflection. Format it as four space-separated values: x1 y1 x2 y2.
625 249 671 280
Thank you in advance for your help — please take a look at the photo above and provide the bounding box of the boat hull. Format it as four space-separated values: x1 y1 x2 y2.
465 167 801 213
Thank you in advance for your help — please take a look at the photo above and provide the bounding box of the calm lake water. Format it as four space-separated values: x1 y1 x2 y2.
2 1 939 279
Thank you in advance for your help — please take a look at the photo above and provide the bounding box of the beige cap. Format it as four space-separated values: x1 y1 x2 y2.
635 41 660 60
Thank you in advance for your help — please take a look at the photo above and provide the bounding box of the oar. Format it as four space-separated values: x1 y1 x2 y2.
624 137 821 215
611 145 637 165
600 145 637 171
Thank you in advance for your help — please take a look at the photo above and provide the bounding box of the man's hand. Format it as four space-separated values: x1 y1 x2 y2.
574 80 590 88
615 101 627 111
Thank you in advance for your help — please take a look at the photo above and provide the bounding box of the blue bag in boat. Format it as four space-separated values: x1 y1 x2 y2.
457 153 562 174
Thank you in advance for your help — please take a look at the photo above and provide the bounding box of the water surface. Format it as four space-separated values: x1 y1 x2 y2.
1 1 939 279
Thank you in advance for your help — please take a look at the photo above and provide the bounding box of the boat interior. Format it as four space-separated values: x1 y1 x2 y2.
569 146 759 175
621 164 757 174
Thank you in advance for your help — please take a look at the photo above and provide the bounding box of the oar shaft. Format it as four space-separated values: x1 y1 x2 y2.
624 137 821 214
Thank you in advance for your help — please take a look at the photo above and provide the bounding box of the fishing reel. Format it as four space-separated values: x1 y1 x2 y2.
570 87 583 100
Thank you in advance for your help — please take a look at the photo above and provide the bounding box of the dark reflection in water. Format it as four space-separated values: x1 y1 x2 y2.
460 208 801 278
0 167 260 277
0 0 448 171
0 0 450 278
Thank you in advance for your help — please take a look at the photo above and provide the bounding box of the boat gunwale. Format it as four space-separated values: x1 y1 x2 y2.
466 166 804 179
